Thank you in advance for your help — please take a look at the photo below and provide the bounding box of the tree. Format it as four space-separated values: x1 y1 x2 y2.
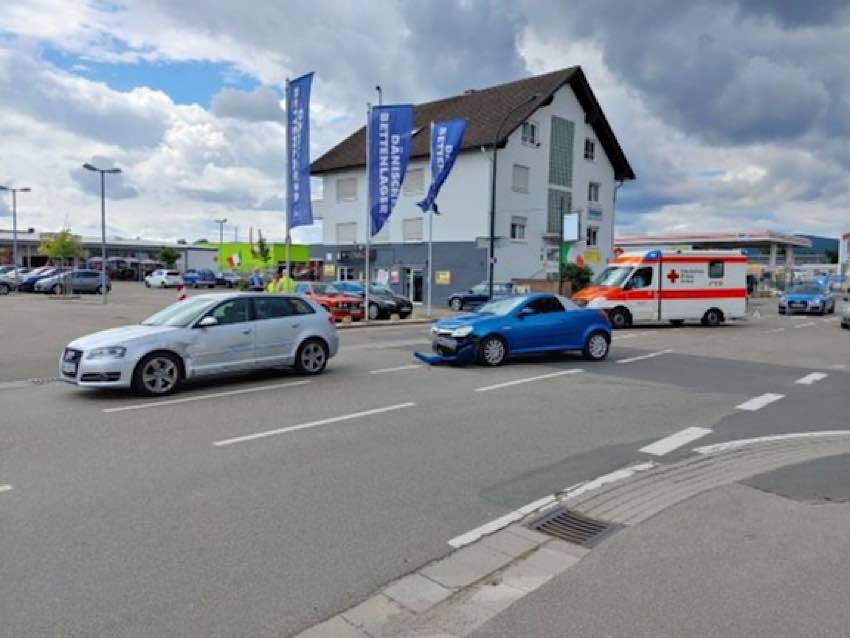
193 238 210 245
157 246 181 268
255 231 271 265
177 239 187 245
38 229 85 265
560 262 593 293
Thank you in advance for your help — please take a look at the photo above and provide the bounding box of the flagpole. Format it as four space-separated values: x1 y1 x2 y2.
364 103 371 322
427 208 433 317
284 77 291 281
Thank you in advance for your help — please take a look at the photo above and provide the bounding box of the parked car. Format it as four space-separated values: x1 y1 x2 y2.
447 282 515 312
418 293 612 366
842 301 850 329
35 269 111 294
182 268 217 289
145 269 183 288
778 284 835 315
60 293 338 396
16 267 64 292
332 281 413 319
0 265 17 276
295 282 365 322
215 271 245 288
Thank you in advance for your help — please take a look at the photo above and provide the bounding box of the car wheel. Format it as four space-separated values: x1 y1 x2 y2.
607 307 631 329
701 308 723 326
583 331 610 361
227 281 233 288
132 352 182 396
450 297 463 311
295 338 329 375
160 281 166 288
95 285 104 295
778 308 785 315
0 283 9 295
145 281 151 288
368 303 380 320
52 283 63 295
669 319 685 327
478 335 507 366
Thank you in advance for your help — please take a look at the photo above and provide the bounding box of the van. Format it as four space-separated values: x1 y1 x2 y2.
572 250 748 328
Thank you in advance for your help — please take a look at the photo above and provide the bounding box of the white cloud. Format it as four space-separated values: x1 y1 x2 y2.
211 86 284 122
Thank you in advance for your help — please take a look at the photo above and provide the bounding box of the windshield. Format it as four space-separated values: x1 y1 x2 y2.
369 284 393 295
593 266 633 287
789 285 823 295
478 297 524 315
312 283 340 295
142 297 217 327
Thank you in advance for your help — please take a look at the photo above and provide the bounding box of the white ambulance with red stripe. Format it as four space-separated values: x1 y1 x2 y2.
572 250 748 328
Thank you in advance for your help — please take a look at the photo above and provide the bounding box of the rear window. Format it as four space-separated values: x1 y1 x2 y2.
287 297 315 315
166 271 180 277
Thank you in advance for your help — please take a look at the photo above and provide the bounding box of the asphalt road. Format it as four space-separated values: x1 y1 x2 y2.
0 300 848 636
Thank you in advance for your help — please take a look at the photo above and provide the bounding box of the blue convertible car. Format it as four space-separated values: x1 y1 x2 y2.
417 293 612 366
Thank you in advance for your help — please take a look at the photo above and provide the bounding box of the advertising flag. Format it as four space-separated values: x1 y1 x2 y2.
368 104 414 236
417 118 467 214
286 72 314 229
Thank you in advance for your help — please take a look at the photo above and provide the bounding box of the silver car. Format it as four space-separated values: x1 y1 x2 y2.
60 293 338 396
35 269 110 294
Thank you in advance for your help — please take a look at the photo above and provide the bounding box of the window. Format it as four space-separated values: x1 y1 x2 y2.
336 177 357 202
548 116 575 187
336 222 357 245
521 121 539 145
586 225 599 247
254 296 293 320
584 138 596 161
628 267 653 290
526 296 566 314
510 216 527 240
588 182 600 202
208 298 252 325
547 189 572 235
709 260 725 278
287 297 315 315
337 266 353 280
512 164 529 193
403 168 425 195
402 217 423 243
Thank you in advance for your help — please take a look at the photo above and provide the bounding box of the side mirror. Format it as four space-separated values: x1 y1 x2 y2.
518 307 536 319
197 316 218 328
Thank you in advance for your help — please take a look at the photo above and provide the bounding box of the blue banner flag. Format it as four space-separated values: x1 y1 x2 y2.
417 118 467 214
286 72 314 229
368 104 414 236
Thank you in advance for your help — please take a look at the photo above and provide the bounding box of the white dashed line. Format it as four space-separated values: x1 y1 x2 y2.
795 372 828 385
794 321 816 328
763 327 785 334
735 393 785 411
0 484 12 494
616 349 672 364
103 380 312 413
639 427 713 456
369 364 422 375
213 402 416 446
474 369 583 393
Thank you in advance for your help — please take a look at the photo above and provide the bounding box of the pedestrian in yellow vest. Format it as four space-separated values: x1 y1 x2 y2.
280 267 296 293
266 269 296 293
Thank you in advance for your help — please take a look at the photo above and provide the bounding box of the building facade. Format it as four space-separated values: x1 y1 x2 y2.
311 67 634 305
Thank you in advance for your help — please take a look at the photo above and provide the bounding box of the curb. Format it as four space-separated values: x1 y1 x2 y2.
336 317 436 330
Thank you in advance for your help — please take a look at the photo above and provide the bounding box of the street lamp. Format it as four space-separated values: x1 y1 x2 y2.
0 184 32 270
214 218 227 268
82 163 122 305
488 93 540 300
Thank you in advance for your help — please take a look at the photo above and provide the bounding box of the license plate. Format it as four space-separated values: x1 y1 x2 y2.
62 361 77 375
433 336 457 350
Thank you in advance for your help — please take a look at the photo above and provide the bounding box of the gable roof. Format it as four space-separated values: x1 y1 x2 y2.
310 66 635 181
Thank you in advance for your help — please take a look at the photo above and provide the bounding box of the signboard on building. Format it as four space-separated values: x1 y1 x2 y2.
435 270 451 285
322 263 336 278
587 207 603 221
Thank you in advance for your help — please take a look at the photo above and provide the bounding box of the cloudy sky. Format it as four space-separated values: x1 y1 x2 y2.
1 0 849 243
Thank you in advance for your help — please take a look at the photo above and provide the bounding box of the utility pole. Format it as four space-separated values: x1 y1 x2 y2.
82 163 122 305
0 184 31 270
214 217 227 270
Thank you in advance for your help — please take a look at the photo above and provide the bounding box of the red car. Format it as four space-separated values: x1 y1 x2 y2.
295 282 365 322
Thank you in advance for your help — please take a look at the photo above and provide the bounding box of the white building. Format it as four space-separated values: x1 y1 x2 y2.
311 67 634 303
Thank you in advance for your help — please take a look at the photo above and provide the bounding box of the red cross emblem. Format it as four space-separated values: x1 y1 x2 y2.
667 269 680 284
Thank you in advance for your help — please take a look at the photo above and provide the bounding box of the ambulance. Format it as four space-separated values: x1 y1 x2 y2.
572 250 748 328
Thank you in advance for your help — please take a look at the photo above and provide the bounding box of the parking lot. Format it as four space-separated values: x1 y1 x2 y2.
1 287 849 636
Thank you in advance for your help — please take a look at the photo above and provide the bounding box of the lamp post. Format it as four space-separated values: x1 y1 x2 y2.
82 163 122 305
0 185 31 270
488 94 540 299
214 217 227 268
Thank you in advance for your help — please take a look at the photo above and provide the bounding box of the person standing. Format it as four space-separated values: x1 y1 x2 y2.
248 268 264 291
280 267 296 294
266 272 284 293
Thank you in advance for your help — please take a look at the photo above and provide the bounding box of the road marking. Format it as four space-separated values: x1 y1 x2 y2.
0 484 12 494
559 462 657 500
369 364 422 375
213 402 416 447
735 393 784 411
612 333 638 341
796 372 828 385
616 349 672 364
764 327 785 334
639 427 713 456
448 494 558 548
474 369 582 393
102 380 312 413
695 431 850 455
794 321 816 328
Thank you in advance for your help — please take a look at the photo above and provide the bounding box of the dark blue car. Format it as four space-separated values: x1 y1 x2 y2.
778 283 835 315
182 269 217 289
418 293 612 366
447 282 514 312
16 266 65 292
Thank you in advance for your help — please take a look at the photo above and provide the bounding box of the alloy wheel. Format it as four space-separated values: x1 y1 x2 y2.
141 357 179 394
482 337 505 366
300 342 326 373
588 333 608 359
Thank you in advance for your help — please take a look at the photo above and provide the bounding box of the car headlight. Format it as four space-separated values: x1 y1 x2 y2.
384 300 397 307
86 346 127 359
451 325 474 338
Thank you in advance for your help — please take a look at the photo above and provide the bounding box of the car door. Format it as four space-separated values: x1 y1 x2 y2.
252 296 300 366
191 298 256 375
623 266 657 321
507 297 567 352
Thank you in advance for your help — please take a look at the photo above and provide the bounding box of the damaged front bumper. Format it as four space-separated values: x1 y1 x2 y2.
414 335 478 365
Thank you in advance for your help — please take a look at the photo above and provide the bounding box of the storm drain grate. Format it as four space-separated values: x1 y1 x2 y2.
528 506 620 547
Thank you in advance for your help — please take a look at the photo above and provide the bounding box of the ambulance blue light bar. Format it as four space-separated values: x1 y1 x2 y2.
645 250 662 260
